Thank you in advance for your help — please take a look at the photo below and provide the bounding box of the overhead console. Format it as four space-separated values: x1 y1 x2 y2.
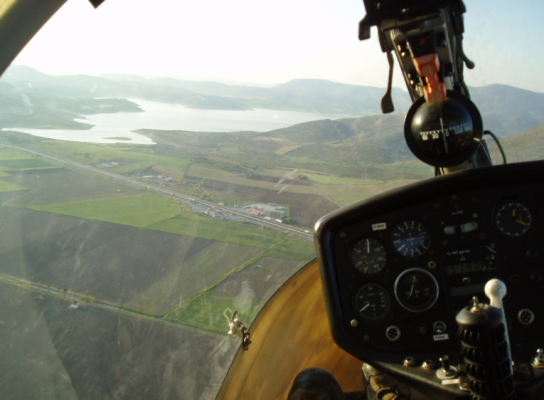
315 160 544 399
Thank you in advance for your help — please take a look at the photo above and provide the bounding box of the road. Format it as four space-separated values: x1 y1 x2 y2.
1 143 313 240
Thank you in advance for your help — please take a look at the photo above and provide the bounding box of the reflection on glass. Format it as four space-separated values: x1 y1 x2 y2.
1 0 542 399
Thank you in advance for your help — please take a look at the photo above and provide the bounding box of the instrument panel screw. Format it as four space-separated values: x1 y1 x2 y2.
422 360 435 370
363 335 370 341
350 319 358 327
340 232 346 238
404 357 417 367
428 261 436 269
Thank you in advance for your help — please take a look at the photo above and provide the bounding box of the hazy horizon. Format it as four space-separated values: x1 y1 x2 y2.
7 63 542 96
9 0 544 92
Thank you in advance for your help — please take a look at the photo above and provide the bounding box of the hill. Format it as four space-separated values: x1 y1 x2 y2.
487 124 544 164
5 66 413 116
6 66 544 138
270 113 412 164
470 84 544 137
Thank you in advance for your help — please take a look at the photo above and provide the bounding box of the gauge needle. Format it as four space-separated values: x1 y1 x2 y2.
366 239 370 253
360 303 370 312
513 209 516 217
516 219 528 226
410 284 414 297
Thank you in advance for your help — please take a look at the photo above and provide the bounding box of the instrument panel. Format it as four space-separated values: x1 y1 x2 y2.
315 161 544 398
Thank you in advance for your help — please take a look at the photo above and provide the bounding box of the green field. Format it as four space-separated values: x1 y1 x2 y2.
148 214 286 249
124 242 265 315
219 147 242 155
302 172 382 185
372 161 434 177
286 155 333 165
0 147 55 170
201 192 251 207
0 148 36 160
0 179 29 193
165 289 263 333
263 237 316 261
31 142 191 174
328 193 370 206
30 193 181 227
0 159 54 169
26 187 313 256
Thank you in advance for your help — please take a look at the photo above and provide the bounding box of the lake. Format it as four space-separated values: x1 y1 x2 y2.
2 98 353 145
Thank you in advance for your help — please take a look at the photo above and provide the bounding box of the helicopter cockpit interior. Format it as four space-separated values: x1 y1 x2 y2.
0 0 543 400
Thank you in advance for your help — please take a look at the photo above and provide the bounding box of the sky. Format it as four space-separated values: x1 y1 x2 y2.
11 0 544 92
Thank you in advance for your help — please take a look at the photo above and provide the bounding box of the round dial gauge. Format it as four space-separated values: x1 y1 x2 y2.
391 220 431 258
394 269 439 312
496 201 532 237
354 283 391 321
350 237 387 274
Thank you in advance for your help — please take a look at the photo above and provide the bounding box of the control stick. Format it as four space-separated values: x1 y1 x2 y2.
456 296 516 399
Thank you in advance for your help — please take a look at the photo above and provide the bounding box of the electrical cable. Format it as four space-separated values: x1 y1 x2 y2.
484 130 508 164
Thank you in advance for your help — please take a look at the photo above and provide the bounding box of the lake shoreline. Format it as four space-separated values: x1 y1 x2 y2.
1 98 354 145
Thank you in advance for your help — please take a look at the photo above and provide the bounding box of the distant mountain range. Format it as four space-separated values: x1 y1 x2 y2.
2 65 411 116
3 65 544 139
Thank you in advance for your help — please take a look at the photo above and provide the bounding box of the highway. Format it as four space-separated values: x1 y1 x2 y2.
1 143 313 240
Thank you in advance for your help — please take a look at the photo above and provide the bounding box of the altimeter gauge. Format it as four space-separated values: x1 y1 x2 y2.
496 201 533 237
354 283 391 321
391 219 431 258
350 237 387 274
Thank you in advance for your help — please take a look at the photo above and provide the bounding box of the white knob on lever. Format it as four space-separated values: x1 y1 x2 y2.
484 278 507 309
484 278 513 373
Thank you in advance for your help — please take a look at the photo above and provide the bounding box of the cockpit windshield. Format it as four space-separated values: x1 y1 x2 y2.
0 0 542 399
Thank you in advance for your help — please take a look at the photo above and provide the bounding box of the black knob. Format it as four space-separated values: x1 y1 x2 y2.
456 297 516 399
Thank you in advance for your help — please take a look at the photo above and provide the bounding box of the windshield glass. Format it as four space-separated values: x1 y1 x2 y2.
0 0 541 399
